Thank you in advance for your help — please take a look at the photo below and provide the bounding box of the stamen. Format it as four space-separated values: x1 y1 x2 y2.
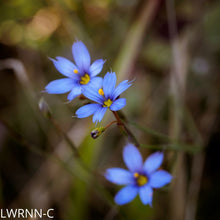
73 69 78 74
80 73 90 85
134 173 148 186
103 99 112 107
98 88 104 96
134 172 139 178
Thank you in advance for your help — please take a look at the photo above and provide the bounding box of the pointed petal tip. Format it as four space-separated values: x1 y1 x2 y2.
150 170 172 188
92 107 107 123
103 71 117 98
112 79 132 99
72 41 91 71
89 58 105 76
123 143 137 152
48 57 54 61
123 143 143 172
49 56 79 78
73 40 83 44
143 151 164 174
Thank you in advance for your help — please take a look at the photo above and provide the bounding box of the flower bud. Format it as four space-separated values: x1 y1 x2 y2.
91 127 105 139
38 97 51 118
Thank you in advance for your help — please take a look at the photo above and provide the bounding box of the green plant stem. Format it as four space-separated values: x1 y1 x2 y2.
140 143 202 154
105 120 117 129
129 121 171 141
112 111 140 147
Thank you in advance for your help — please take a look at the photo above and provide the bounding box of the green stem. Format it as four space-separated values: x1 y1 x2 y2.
140 143 203 154
129 121 171 141
105 120 117 129
112 111 140 147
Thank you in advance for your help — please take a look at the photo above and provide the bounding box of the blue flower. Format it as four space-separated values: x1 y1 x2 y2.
75 72 131 123
105 143 172 206
45 41 105 101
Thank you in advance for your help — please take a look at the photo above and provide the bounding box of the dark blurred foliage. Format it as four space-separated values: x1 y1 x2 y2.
0 0 220 220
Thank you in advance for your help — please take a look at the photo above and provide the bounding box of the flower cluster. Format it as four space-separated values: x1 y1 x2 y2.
45 41 172 207
45 41 131 123
76 71 131 123
105 143 172 206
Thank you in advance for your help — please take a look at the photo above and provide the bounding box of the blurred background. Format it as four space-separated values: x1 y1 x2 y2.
0 0 220 219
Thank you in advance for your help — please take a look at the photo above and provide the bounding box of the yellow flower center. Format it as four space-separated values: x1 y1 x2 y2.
103 99 112 107
134 173 148 186
98 88 104 96
80 73 90 85
73 69 78 74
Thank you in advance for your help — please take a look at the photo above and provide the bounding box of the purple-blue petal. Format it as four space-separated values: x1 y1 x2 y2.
113 80 132 100
45 78 75 94
88 77 103 89
149 170 172 188
123 143 143 173
49 57 78 79
114 185 138 205
82 85 104 104
92 106 107 123
103 72 116 99
76 103 100 118
89 59 105 77
143 152 164 174
110 98 126 111
72 41 91 72
105 168 134 185
139 185 153 206
67 85 82 101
